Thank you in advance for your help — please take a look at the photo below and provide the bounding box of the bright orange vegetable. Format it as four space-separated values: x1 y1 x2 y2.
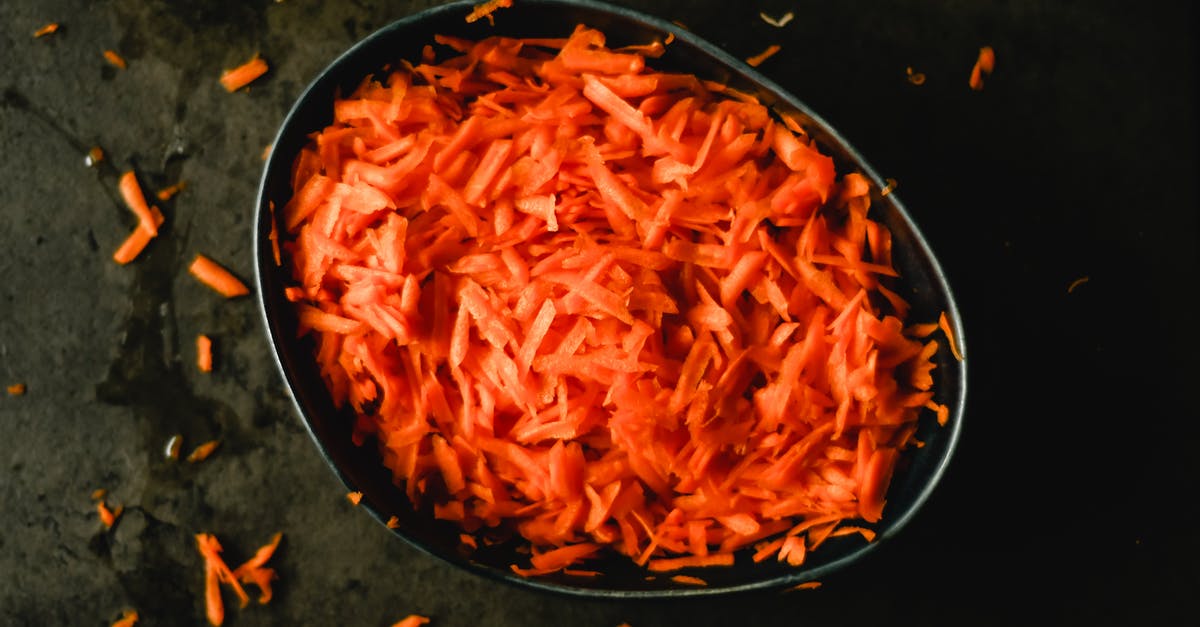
391 615 431 627
110 609 139 627
34 23 60 38
103 50 127 69
7 383 26 396
281 25 946 578
746 44 781 67
195 533 249 626
231 532 283 605
969 46 995 90
189 254 250 298
346 491 364 505
187 439 221 463
220 55 269 92
465 0 512 25
197 334 214 372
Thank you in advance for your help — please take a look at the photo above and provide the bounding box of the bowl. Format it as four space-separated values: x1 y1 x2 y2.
253 0 966 598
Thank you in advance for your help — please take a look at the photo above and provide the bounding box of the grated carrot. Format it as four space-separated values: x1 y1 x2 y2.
189 254 250 298
391 615 431 627
110 609 139 627
97 500 123 530
746 44 782 67
346 491 363 505
1067 276 1089 293
156 181 187 201
113 206 164 265
34 23 60 38
280 25 949 579
103 50 127 69
118 171 158 237
231 532 283 605
7 383 26 396
220 55 269 92
197 334 213 372
195 533 249 626
968 45 995 91
386 516 400 528
187 440 221 463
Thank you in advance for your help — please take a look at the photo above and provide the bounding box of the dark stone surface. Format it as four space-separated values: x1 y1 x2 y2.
0 1 1195 625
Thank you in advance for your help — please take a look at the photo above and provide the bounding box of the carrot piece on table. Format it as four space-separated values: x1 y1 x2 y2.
195 533 250 626
91 488 107 501
670 575 708 586
189 254 250 298
7 383 26 396
165 434 183 460
197 334 213 372
746 44 781 67
391 615 431 627
968 45 996 90
231 532 283 604
1067 276 1089 293
187 440 221 463
220 55 269 92
156 181 187 201
113 206 164 265
759 12 794 28
346 491 363 505
386 516 400 529
97 500 123 529
103 50 127 69
34 23 60 38
118 171 158 237
110 609 139 627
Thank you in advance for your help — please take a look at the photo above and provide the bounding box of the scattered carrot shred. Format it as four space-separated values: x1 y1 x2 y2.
881 178 898 196
103 50 127 69
938 311 963 361
231 532 283 605
189 254 250 298
262 144 273 161
165 434 183 460
6 383 26 396
195 533 250 626
110 609 139 627
669 575 708 586
746 44 782 67
34 23 60 38
197 334 214 372
386 516 401 529
187 439 221 463
1067 276 1089 293
465 0 512 25
156 181 187 201
787 580 823 591
391 615 431 627
968 46 995 91
281 25 948 578
220 54 269 92
346 491 363 505
91 488 107 500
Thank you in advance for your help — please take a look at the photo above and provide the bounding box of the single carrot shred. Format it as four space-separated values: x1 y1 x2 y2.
7 383 26 396
938 311 963 361
787 581 823 591
85 146 105 167
97 499 123 529
34 23 60 38
91 488 107 500
346 491 364 505
746 44 782 67
968 46 996 91
281 25 949 579
465 0 512 25
391 615 431 627
103 50 127 69
905 66 926 86
386 516 401 529
1067 276 1089 293
197 334 214 372
187 440 221 463
195 533 250 626
118 171 158 237
156 181 187 201
110 609 139 627
220 55 269 92
189 254 250 298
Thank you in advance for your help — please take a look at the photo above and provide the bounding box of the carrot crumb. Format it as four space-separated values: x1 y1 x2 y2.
968 46 995 91
189 254 250 298
938 311 963 361
220 55 269 92
391 615 431 627
905 66 926 86
91 488 107 501
103 50 127 69
746 44 781 67
186 439 221 463
6 383 26 396
261 144 273 161
97 500 123 529
156 181 187 201
197 334 213 373
465 0 512 25
346 491 363 505
787 581 823 591
85 146 105 167
111 609 139 627
1067 276 1090 293
385 516 400 529
34 23 60 38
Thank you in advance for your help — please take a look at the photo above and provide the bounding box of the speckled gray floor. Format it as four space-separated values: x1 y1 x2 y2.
2 1 1196 626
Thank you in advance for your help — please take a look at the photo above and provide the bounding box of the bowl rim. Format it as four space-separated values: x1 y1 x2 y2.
253 0 967 599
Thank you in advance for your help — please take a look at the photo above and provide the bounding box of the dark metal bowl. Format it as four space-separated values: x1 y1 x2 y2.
253 0 966 599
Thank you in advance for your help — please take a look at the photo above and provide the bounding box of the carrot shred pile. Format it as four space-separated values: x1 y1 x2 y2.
280 25 947 577
220 54 269 92
195 532 282 626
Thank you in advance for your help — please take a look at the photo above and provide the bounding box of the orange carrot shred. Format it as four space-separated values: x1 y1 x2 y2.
670 575 708 586
386 516 401 529
111 609 139 627
346 491 363 505
938 311 963 361
968 46 996 91
156 181 187 201
746 44 781 67
465 0 512 25
787 581 823 591
189 254 250 298
7 383 26 396
187 440 221 463
281 25 948 578
1067 276 1089 293
197 334 213 372
97 500 122 529
34 23 60 38
220 55 269 92
91 488 107 500
905 66 926 86
103 50 127 69
118 171 158 237
391 615 431 627
113 206 164 265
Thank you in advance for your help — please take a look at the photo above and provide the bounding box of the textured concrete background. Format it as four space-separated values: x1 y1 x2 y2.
1 1 1196 626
